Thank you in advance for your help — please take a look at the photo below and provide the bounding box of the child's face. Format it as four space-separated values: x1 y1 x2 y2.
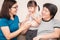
28 7 36 13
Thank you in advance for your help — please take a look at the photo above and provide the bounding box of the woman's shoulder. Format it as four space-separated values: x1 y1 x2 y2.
14 15 19 22
0 18 8 22
15 15 18 18
53 19 60 23
53 19 60 28
0 18 8 27
14 15 19 20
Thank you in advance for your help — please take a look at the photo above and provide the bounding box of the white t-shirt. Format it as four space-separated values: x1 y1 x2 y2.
37 19 60 35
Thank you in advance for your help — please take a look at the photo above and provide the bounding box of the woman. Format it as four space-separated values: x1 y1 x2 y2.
33 3 60 40
0 0 31 40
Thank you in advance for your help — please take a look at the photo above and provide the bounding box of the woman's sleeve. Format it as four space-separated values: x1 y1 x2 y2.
0 19 8 27
54 19 60 28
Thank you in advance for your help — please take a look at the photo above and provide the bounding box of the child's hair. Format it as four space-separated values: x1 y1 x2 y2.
27 0 40 11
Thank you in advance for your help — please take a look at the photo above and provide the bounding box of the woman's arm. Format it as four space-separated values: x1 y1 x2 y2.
20 14 31 34
1 22 31 40
33 28 60 40
20 21 31 34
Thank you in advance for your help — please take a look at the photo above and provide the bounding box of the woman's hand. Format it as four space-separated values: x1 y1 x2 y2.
33 36 40 40
20 21 31 32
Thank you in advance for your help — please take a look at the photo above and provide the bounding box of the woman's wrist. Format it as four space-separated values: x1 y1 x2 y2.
37 36 41 39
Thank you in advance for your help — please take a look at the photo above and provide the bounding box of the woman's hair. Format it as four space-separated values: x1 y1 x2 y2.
43 3 58 19
27 0 40 11
0 0 17 19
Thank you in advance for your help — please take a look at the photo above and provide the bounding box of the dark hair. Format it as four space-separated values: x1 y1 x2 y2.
43 3 58 19
27 0 40 11
0 0 17 19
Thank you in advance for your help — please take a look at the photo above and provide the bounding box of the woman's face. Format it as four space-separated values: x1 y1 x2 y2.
41 7 51 20
9 3 18 15
28 7 36 13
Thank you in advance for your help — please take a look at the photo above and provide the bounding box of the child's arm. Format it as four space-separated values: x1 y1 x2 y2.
31 14 42 24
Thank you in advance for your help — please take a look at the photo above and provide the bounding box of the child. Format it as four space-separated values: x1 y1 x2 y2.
21 0 41 40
